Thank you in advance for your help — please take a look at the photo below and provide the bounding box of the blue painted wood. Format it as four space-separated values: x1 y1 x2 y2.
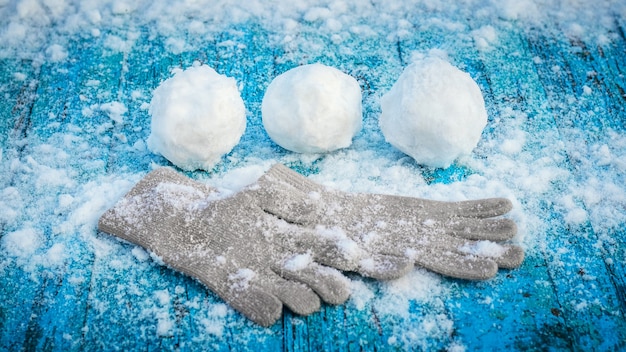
525 32 626 350
1 11 626 352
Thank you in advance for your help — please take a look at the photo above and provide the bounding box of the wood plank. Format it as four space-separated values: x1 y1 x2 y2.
426 27 573 349
4 37 108 352
525 32 626 350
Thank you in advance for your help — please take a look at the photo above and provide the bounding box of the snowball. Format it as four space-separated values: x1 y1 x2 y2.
380 57 487 168
147 65 246 171
262 63 362 153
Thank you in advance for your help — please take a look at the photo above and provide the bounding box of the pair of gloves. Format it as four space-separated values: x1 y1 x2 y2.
98 164 524 326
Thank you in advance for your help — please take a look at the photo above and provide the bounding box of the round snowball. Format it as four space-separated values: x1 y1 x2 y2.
147 65 246 171
380 57 487 168
262 63 362 153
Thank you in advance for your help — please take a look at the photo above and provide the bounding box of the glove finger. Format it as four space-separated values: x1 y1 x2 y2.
258 269 322 317
131 167 217 199
371 194 512 219
357 254 414 280
252 171 318 225
223 286 283 327
287 228 413 280
194 269 284 327
493 244 525 269
274 225 363 272
277 261 351 305
447 198 513 218
445 217 517 241
411 248 498 280
416 235 525 270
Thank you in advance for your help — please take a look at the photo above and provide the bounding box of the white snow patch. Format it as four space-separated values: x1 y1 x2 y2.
472 25 498 50
100 101 128 124
460 241 507 258
154 289 170 305
349 279 376 310
2 227 43 258
45 243 66 266
229 268 256 291
200 303 229 337
283 253 312 271
131 246 150 262
46 44 68 62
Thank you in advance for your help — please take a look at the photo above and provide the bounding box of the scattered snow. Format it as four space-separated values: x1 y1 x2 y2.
153 289 174 336
262 63 362 153
348 279 375 310
131 246 150 262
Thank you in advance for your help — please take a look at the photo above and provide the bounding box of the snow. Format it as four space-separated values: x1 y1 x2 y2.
314 225 362 260
0 0 625 350
199 303 229 337
100 101 128 124
147 64 246 171
380 56 487 168
228 268 256 291
459 241 507 258
153 289 174 336
2 227 43 259
283 253 313 271
45 43 68 62
262 63 362 153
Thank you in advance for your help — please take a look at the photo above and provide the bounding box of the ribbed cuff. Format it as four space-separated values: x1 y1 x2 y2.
97 167 213 248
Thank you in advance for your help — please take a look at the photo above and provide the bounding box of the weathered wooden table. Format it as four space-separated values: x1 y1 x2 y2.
1 2 625 351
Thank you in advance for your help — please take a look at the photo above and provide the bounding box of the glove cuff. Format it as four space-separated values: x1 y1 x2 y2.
98 167 215 248
259 164 325 194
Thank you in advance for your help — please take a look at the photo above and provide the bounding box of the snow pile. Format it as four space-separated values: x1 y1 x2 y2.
147 64 246 171
262 63 362 153
380 56 487 168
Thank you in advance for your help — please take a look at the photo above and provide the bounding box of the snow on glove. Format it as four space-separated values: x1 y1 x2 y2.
98 168 363 327
253 164 525 281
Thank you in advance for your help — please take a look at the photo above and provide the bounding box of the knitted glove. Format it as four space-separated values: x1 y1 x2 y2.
99 168 369 326
253 164 525 281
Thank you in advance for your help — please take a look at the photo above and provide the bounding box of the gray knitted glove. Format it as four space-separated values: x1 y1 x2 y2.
99 168 367 326
254 164 525 281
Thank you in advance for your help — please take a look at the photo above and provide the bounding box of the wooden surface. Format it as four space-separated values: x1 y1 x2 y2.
1 4 625 351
